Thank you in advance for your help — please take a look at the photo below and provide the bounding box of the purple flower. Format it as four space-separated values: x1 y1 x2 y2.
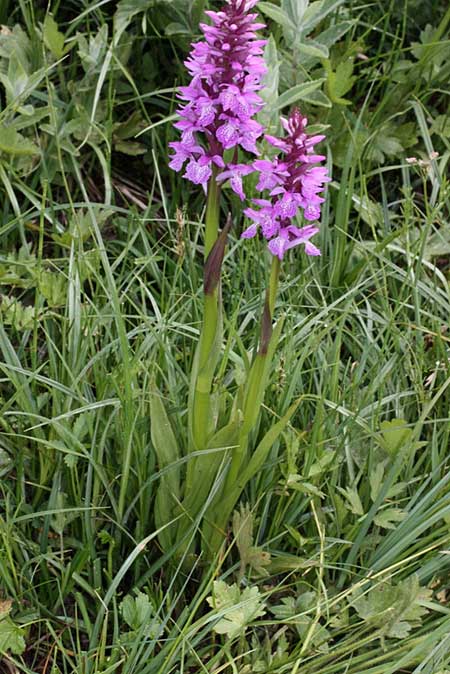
184 160 212 185
268 225 321 260
244 200 279 238
243 108 331 259
217 164 254 200
169 0 267 192
253 159 289 191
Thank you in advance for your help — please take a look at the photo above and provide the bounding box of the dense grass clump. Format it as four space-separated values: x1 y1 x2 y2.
0 1 449 672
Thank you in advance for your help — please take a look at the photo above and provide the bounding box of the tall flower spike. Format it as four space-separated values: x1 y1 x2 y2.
243 109 331 259
169 0 267 195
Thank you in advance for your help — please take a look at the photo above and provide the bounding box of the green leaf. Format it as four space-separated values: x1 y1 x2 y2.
276 79 326 110
373 507 407 529
297 39 329 59
77 25 109 75
121 592 152 630
185 416 241 521
258 2 296 32
11 105 50 131
114 139 147 156
113 111 146 140
287 476 325 498
240 316 284 436
0 24 30 72
282 0 309 28
38 271 67 307
350 575 431 640
50 492 78 534
395 122 419 149
373 133 403 158
165 22 192 36
271 591 330 650
0 53 29 103
367 124 407 163
233 504 271 577
325 59 356 105
299 89 332 107
302 0 346 34
0 604 26 656
0 124 39 156
207 581 265 639
431 114 450 138
259 36 281 126
240 398 300 487
120 591 163 639
0 448 13 477
316 20 354 48
308 450 336 477
369 462 385 501
379 418 413 455
337 486 364 515
151 390 181 551
43 15 66 59
0 296 37 331
151 392 180 486
114 0 153 40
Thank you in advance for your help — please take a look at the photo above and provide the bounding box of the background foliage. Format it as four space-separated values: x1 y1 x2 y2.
0 0 449 672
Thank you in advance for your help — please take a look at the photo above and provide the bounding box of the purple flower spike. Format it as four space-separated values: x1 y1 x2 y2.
169 0 267 194
243 108 331 259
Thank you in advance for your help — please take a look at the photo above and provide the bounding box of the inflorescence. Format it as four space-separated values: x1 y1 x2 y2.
169 0 330 260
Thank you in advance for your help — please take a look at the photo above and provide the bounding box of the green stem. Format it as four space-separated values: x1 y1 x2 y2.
216 256 282 512
190 172 222 451
192 292 220 448
268 255 281 317
204 169 220 260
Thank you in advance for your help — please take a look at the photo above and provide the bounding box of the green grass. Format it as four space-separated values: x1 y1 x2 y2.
0 0 450 672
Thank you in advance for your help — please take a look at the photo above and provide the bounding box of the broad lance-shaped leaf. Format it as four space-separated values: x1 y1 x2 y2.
202 314 287 554
190 290 223 448
240 398 300 488
204 397 300 556
242 317 284 435
301 0 346 34
275 79 325 110
282 0 309 28
297 39 329 59
210 316 284 519
180 417 241 525
258 1 296 32
150 390 181 551
259 36 281 126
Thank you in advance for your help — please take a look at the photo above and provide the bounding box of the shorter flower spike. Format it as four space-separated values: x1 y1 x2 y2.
242 108 331 259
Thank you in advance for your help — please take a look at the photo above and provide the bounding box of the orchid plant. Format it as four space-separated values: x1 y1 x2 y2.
153 0 330 562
